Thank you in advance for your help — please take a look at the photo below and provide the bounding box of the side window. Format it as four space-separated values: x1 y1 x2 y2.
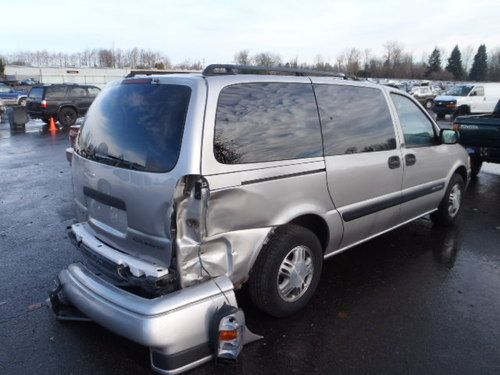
87 87 100 97
314 84 396 155
390 93 437 147
69 87 88 98
214 83 323 164
45 86 67 99
471 86 484 96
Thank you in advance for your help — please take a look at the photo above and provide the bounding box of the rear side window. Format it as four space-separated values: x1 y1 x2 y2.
314 85 396 155
69 87 87 97
77 83 191 172
214 83 322 164
45 86 67 99
29 87 44 100
88 87 100 97
390 93 437 147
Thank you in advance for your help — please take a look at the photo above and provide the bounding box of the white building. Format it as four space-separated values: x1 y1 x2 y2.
5 65 131 87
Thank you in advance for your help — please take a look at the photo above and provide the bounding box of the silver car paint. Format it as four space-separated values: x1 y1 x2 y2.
72 74 469 288
58 262 236 374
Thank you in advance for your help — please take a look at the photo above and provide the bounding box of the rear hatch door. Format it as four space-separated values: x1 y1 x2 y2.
72 78 194 267
26 87 44 113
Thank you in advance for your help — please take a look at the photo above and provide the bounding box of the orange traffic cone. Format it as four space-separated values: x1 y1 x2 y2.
49 117 57 132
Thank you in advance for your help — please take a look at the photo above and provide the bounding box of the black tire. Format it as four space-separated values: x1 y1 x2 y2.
58 107 77 127
424 99 433 109
452 106 469 121
430 174 465 226
248 224 323 318
18 98 27 106
470 157 482 178
436 113 445 120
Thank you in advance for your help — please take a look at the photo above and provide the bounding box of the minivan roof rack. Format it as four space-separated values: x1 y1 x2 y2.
202 64 352 79
125 69 200 78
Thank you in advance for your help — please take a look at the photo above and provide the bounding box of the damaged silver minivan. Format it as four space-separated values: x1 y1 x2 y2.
51 65 470 374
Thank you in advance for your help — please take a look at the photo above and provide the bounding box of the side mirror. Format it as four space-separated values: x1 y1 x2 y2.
469 91 477 97
440 129 459 144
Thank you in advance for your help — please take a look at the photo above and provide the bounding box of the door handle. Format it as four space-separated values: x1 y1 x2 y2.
405 154 416 166
388 156 401 169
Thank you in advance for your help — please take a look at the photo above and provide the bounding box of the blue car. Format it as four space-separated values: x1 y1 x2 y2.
0 83 28 106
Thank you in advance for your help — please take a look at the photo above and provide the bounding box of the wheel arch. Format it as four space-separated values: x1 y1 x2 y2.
289 213 330 253
453 165 468 184
58 104 78 113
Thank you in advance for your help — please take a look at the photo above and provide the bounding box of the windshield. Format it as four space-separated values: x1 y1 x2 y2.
76 82 191 173
445 85 473 97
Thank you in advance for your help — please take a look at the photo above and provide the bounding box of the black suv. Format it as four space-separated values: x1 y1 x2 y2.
26 84 100 126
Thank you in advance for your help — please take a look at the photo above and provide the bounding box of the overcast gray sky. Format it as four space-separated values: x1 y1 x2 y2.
1 0 499 64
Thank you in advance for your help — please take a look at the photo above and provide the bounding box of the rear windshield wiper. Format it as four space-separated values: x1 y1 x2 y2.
89 152 147 171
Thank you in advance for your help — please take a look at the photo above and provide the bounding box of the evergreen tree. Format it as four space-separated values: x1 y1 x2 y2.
446 45 464 80
0 57 5 76
469 45 488 81
426 48 441 77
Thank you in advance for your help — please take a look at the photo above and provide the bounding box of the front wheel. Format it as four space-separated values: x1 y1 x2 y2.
430 174 465 226
248 225 323 318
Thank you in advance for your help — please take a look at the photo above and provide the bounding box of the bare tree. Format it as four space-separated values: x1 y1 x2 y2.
462 45 475 75
98 49 114 68
252 52 281 67
234 50 250 65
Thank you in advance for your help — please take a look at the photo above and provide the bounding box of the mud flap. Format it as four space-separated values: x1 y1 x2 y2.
48 279 92 322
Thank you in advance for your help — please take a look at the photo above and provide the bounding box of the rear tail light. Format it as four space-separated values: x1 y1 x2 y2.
452 123 460 131
40 100 48 108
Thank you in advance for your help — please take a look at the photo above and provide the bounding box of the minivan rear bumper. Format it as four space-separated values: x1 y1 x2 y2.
53 262 237 374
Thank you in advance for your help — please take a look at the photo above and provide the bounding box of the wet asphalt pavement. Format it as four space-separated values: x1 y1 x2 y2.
0 119 499 375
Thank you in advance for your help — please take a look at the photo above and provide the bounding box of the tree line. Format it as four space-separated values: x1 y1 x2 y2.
234 43 499 82
1 42 499 81
0 48 203 71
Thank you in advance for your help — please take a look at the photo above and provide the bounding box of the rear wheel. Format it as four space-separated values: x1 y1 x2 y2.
470 156 482 178
18 98 27 106
58 107 77 127
424 99 433 109
248 224 323 318
430 174 465 226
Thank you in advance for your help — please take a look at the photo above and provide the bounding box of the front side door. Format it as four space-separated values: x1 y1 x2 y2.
389 93 451 222
468 85 486 113
313 81 404 250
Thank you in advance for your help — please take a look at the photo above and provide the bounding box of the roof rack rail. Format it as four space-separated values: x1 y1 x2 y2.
202 64 353 79
125 69 200 78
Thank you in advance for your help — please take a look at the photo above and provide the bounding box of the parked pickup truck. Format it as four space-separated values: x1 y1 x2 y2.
454 99 500 177
0 83 28 106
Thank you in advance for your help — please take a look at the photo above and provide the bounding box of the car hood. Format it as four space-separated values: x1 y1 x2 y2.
434 95 458 102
